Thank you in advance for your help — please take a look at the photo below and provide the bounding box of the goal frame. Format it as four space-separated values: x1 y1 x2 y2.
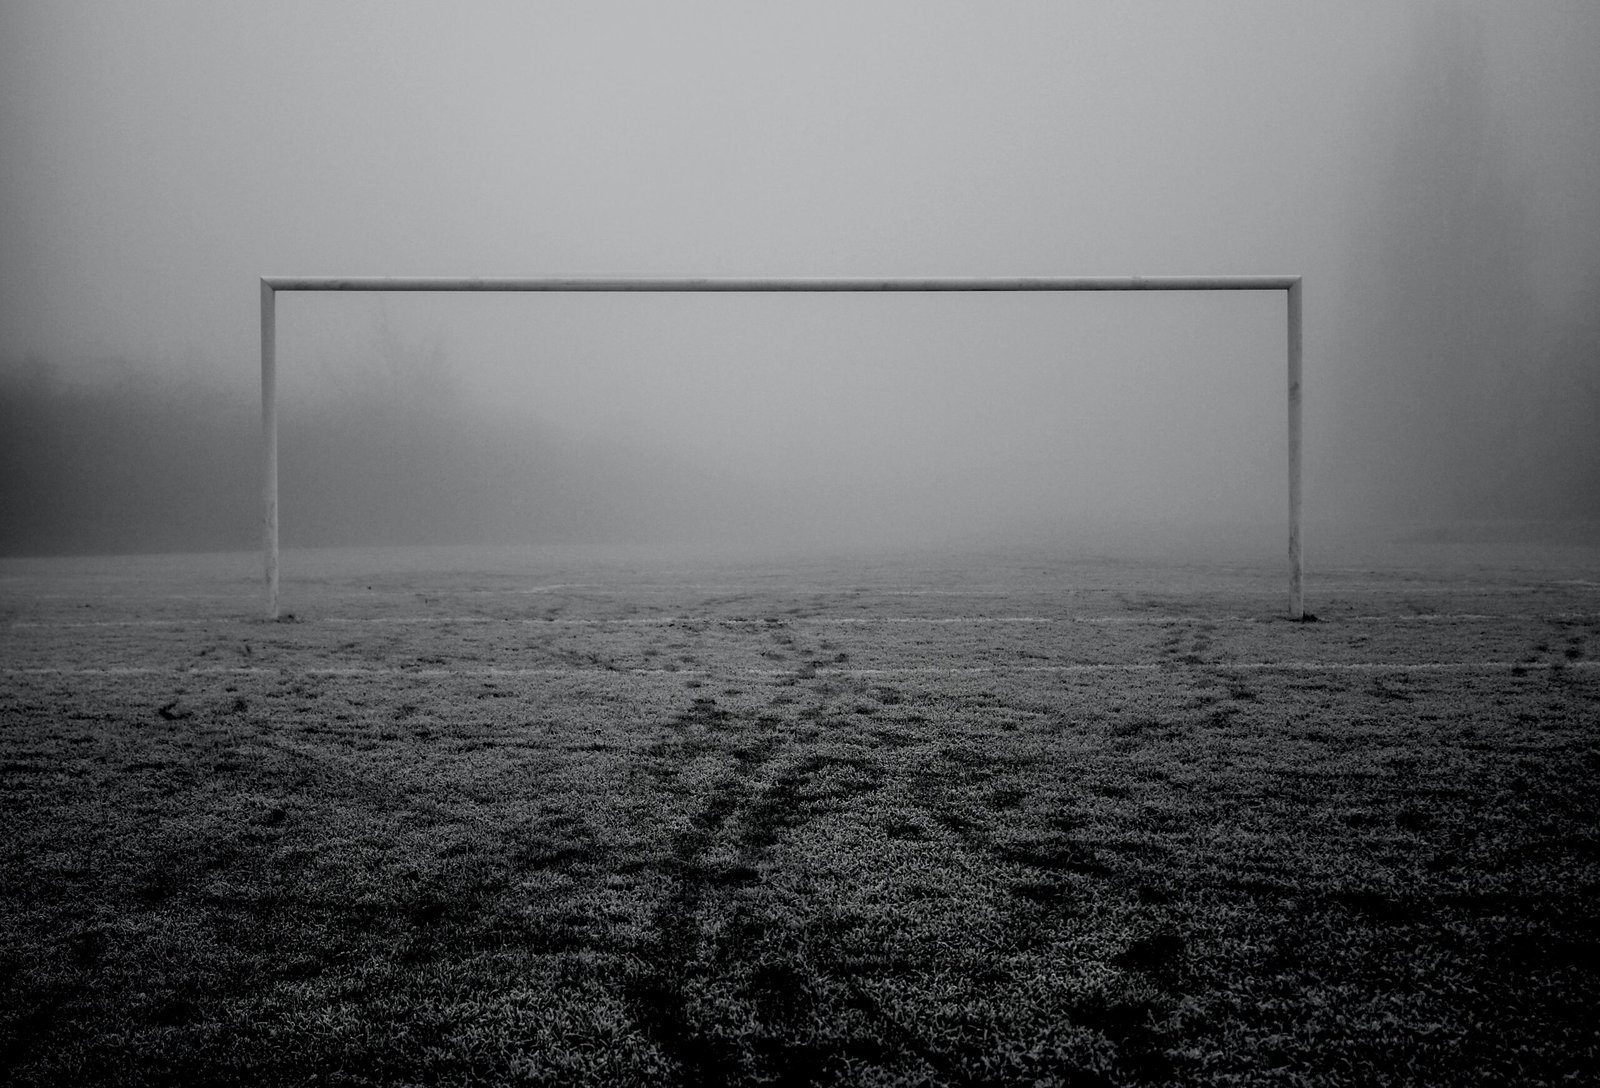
260 276 1304 618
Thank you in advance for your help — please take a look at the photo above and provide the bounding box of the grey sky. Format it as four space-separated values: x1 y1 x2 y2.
2 3 1391 353
3 1 1597 553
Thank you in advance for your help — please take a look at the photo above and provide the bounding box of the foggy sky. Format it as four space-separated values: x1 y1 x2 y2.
3 2 1598 556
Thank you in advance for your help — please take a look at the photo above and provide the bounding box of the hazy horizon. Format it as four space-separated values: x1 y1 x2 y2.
4 2 1597 559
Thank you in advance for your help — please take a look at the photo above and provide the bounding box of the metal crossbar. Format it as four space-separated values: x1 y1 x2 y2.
260 275 1304 619
263 276 1299 293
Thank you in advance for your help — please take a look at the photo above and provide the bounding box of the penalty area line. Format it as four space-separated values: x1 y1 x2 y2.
3 661 1594 679
10 612 1599 630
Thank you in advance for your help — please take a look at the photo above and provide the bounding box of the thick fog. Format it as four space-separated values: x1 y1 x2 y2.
3 2 1597 558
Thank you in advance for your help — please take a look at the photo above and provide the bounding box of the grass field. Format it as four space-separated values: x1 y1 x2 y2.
3 542 1598 1085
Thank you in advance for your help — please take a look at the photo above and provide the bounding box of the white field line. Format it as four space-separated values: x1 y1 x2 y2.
320 616 1066 626
6 584 1564 606
5 661 1595 679
8 612 1600 631
447 584 603 594
487 585 1047 594
5 616 1062 628
7 619 242 628
9 616 1065 628
429 582 1598 594
3 593 246 601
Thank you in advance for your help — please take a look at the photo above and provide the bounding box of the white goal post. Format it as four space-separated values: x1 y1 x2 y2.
260 276 1304 619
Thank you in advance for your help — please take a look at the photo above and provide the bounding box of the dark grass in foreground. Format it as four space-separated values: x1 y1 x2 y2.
2 550 1599 1085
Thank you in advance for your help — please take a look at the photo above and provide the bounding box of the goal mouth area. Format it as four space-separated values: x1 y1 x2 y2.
259 275 1304 619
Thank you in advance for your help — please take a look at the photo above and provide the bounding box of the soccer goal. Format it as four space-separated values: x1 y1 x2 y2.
259 276 1304 619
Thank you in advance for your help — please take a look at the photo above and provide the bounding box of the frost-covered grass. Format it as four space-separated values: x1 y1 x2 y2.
2 547 1597 1085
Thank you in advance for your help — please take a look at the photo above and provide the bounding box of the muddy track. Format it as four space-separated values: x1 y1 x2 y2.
620 612 939 1083
623 690 788 1084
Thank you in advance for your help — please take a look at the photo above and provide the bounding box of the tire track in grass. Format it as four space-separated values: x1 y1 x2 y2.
742 626 970 1082
624 693 785 1085
623 624 948 1084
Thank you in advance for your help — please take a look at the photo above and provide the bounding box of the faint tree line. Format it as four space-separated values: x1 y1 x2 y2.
0 359 257 555
0 358 771 557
